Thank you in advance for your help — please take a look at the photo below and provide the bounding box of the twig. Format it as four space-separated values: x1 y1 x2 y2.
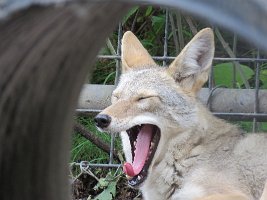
169 11 179 54
232 34 237 88
184 15 198 35
175 11 184 51
73 123 119 161
215 28 250 88
135 20 147 35
131 9 139 32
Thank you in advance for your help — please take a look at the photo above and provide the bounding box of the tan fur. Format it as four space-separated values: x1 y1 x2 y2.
260 182 267 200
97 28 267 200
167 28 214 94
196 193 249 200
121 31 156 72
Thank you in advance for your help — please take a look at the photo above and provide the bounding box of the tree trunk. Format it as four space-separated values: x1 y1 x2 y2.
0 2 130 200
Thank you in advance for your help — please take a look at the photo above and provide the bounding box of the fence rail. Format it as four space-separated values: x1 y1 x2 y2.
77 86 267 121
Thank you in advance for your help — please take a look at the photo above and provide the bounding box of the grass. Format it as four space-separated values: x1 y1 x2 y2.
89 60 117 85
71 116 122 163
237 121 267 132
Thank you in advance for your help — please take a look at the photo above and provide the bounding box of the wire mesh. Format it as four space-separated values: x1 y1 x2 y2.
75 7 267 168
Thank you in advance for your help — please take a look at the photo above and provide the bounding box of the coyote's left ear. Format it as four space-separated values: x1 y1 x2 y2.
168 28 214 94
121 31 156 73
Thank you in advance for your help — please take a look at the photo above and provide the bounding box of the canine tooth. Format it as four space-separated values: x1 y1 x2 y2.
126 175 133 180
137 175 141 180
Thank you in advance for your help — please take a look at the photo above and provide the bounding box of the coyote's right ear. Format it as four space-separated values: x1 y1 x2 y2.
121 31 156 73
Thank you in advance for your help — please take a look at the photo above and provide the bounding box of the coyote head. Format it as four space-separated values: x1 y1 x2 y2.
95 28 214 187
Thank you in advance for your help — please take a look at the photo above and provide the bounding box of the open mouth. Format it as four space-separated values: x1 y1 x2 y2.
123 124 161 187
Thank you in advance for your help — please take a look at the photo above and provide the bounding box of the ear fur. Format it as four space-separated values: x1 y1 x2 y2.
121 31 156 73
167 28 214 93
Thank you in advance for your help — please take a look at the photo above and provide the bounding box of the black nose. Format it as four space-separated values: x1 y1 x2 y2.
94 114 111 128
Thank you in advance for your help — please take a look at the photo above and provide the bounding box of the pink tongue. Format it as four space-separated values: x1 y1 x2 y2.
123 125 153 177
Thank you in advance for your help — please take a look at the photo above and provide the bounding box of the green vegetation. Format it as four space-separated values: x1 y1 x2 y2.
71 117 121 163
260 63 267 89
213 62 254 88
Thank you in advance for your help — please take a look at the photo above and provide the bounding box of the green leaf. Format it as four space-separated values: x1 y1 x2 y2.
122 6 139 25
260 69 267 89
93 178 109 190
151 15 165 26
145 6 153 16
213 62 254 88
93 180 117 200
151 15 165 34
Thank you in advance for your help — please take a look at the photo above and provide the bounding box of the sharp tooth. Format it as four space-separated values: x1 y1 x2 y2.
150 142 155 149
134 141 137 146
137 175 141 180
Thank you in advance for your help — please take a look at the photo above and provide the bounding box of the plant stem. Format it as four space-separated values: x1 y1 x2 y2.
184 15 198 35
106 38 116 55
131 9 139 32
169 11 179 54
175 11 184 51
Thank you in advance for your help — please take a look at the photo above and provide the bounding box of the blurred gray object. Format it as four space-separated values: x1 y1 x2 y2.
1 0 267 50
0 0 267 200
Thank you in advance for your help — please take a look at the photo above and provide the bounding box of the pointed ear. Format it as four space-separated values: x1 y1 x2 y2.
167 28 214 93
121 31 156 73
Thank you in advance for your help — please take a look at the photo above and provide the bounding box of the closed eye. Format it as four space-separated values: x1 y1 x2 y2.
137 95 159 101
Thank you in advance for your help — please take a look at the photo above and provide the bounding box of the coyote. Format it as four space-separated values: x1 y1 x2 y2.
95 28 267 200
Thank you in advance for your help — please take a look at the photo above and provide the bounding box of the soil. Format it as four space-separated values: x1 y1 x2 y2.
71 173 141 200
